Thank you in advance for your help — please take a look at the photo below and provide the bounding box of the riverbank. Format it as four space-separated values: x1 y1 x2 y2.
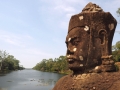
0 70 11 74
34 69 72 75
0 69 23 74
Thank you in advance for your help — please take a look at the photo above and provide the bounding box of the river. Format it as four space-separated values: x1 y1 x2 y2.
0 69 65 90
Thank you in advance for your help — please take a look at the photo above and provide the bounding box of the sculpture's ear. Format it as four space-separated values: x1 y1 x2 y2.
98 30 107 45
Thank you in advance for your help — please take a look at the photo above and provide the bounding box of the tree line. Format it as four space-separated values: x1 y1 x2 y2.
112 41 120 62
33 55 72 74
0 50 24 72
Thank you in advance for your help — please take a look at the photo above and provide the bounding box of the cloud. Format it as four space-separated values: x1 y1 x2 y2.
0 30 33 47
54 5 76 13
25 48 54 57
0 30 55 68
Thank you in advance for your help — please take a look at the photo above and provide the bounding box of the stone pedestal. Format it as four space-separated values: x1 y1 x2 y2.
53 72 120 90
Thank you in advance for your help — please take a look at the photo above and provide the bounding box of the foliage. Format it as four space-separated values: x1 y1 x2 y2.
0 50 8 71
33 55 71 74
112 41 120 62
117 8 120 23
116 8 120 16
0 50 24 72
115 64 119 71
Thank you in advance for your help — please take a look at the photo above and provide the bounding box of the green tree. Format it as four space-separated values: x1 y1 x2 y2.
112 41 120 62
116 41 120 50
117 8 120 23
0 50 23 72
33 55 69 74
0 50 8 71
3 55 20 70
117 8 120 16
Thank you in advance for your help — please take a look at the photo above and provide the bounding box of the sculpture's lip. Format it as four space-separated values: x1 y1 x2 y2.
67 58 75 64
67 58 74 61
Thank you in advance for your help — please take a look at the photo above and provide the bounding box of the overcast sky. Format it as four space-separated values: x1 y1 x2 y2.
0 0 120 68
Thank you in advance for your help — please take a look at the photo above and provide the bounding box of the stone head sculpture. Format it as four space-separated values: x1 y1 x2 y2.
65 2 117 74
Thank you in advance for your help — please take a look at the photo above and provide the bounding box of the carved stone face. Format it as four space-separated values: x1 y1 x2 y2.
66 27 90 71
65 2 117 73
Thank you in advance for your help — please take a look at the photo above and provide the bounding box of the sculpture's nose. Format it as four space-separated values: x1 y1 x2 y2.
67 48 74 55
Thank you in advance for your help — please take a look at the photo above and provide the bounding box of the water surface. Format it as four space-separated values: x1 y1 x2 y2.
0 69 65 90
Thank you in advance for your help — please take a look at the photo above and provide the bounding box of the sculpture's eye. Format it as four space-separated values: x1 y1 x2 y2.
71 37 79 46
72 41 78 46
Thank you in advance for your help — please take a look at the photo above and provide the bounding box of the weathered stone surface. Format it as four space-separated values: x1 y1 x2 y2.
53 72 120 90
82 2 103 13
53 2 119 90
66 2 117 73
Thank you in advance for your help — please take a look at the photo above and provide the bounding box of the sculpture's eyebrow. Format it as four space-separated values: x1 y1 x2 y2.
67 36 78 42
65 37 71 44
65 36 72 43
68 37 71 42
